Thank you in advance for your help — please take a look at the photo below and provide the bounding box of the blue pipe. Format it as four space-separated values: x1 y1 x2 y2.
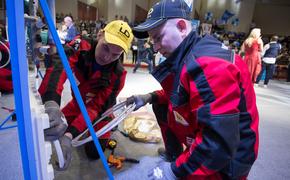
6 0 38 179
0 125 18 131
0 111 16 128
38 0 114 179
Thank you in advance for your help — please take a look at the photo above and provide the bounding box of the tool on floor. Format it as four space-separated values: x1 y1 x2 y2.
1 106 14 112
1 106 16 121
71 101 136 147
106 139 139 170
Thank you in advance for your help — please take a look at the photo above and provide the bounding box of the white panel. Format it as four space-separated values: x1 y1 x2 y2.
29 74 54 180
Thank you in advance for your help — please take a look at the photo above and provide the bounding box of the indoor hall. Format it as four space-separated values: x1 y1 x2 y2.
0 0 290 180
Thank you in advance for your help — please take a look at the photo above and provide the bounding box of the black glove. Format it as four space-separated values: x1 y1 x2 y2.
126 94 152 111
56 135 73 171
44 101 67 141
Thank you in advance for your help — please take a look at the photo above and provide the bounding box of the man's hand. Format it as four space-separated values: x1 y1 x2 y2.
126 94 152 111
56 134 73 171
44 101 67 141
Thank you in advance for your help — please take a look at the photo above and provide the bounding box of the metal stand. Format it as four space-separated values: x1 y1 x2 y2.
6 0 38 179
0 111 17 130
7 0 116 178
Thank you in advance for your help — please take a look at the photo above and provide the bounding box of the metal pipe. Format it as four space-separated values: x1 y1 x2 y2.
0 112 16 129
6 0 38 179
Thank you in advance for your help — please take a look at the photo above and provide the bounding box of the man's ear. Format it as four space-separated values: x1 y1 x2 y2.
176 19 188 38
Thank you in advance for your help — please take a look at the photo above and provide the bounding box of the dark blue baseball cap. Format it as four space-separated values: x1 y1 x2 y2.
133 0 191 38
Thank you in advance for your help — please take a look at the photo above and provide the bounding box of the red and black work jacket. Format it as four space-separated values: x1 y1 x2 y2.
151 31 259 179
39 36 126 137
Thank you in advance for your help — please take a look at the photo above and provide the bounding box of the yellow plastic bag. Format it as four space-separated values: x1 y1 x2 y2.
123 112 162 143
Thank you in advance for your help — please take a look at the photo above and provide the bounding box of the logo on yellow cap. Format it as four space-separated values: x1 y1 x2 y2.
119 27 130 38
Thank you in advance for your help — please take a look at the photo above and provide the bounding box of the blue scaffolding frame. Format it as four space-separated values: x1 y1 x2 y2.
6 0 38 179
7 0 113 179
0 111 17 130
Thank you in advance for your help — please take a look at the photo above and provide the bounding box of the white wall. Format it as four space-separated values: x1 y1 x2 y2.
79 0 98 6
55 0 78 19
199 0 256 33
95 0 108 20
193 0 203 18
135 0 150 9
107 0 134 21
253 3 290 36
230 0 256 33
53 0 290 35
132 0 151 22
55 0 103 20
55 0 145 22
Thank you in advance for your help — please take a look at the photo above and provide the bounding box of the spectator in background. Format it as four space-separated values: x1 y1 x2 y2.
124 16 129 23
64 16 79 43
132 38 153 73
200 22 212 36
95 20 102 33
255 35 281 87
57 23 67 44
131 37 138 64
222 34 230 47
240 28 263 83
145 38 156 68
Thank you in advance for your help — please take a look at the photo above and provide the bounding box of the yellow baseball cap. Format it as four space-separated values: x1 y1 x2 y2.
104 20 133 53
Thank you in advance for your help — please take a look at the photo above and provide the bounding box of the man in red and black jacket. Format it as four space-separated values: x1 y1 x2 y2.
38 20 133 170
120 0 259 180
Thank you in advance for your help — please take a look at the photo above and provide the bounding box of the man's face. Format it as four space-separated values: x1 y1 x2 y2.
64 21 70 27
148 21 184 58
64 18 72 28
95 33 123 65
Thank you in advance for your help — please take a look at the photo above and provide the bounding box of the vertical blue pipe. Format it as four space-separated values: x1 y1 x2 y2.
6 0 38 180
38 0 114 179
